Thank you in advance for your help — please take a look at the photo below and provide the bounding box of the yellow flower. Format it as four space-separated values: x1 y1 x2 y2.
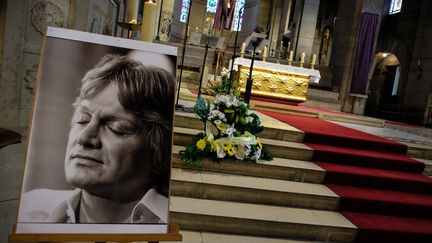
257 138 263 149
210 140 218 152
224 109 235 113
196 139 207 150
224 143 235 156
216 122 227 131
243 131 253 137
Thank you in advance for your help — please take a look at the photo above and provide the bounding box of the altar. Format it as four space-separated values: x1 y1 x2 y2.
232 58 321 103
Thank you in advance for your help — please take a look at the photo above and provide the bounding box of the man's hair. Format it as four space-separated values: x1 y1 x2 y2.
76 54 175 196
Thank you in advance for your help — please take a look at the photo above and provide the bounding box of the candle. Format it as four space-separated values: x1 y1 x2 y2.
289 50 293 61
301 52 305 63
287 42 291 52
280 41 283 53
140 0 158 41
126 0 140 24
263 46 268 61
272 39 276 49
311 54 316 66
241 42 246 53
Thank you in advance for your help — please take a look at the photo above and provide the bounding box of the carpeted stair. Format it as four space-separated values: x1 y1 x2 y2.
259 111 432 243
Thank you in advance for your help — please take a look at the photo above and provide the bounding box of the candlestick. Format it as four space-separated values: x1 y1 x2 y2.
300 52 305 67
126 0 140 24
311 54 316 69
240 42 246 58
279 41 283 55
263 46 268 61
288 50 293 65
140 0 158 41
272 39 276 56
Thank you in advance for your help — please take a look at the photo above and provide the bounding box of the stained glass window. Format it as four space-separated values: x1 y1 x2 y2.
206 0 218 14
231 0 245 31
180 0 191 23
389 0 402 15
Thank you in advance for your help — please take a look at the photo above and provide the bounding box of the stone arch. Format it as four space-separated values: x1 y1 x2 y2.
373 34 411 105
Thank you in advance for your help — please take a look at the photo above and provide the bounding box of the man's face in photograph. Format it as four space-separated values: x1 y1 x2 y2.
64 83 152 201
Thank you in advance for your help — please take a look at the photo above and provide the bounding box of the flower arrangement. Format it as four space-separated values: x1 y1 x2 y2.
202 68 240 97
180 95 272 166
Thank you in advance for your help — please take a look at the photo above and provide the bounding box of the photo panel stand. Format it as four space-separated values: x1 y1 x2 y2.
12 27 181 243
9 224 182 243
243 33 265 105
228 6 244 94
175 0 192 111
197 36 210 98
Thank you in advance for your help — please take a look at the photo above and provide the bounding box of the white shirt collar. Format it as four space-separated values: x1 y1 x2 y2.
59 188 168 223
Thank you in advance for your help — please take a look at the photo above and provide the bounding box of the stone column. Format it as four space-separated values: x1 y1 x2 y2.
267 0 282 55
169 0 187 43
404 0 432 124
278 0 293 43
330 0 363 112
295 0 320 63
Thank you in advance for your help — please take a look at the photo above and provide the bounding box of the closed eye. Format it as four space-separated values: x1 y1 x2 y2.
74 113 91 125
106 120 140 136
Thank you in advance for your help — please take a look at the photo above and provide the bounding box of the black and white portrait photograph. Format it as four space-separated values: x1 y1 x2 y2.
16 27 177 234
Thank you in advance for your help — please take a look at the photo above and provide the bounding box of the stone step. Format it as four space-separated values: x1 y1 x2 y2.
307 88 340 101
171 146 325 183
174 111 305 143
253 100 385 128
171 168 339 211
302 99 342 113
173 127 313 161
167 230 323 243
169 197 357 243
404 141 432 160
417 158 432 177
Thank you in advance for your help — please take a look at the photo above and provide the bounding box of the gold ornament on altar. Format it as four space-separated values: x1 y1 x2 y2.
254 81 262 89
269 84 278 91
286 86 294 94
236 65 310 103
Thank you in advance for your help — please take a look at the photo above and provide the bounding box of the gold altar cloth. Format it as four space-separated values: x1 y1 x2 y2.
236 65 310 103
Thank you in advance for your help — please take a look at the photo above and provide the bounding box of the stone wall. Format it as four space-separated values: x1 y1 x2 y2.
405 0 432 124
375 0 432 124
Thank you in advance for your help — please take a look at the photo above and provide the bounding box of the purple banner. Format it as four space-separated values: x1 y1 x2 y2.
350 12 379 94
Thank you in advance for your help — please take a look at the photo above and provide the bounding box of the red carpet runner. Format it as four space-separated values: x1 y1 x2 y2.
259 111 432 243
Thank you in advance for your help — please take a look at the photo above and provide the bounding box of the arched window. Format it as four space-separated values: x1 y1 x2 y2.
231 0 245 31
389 0 402 15
180 0 191 23
206 0 218 14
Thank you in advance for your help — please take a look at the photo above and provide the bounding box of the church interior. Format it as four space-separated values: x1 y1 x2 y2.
1 0 432 242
